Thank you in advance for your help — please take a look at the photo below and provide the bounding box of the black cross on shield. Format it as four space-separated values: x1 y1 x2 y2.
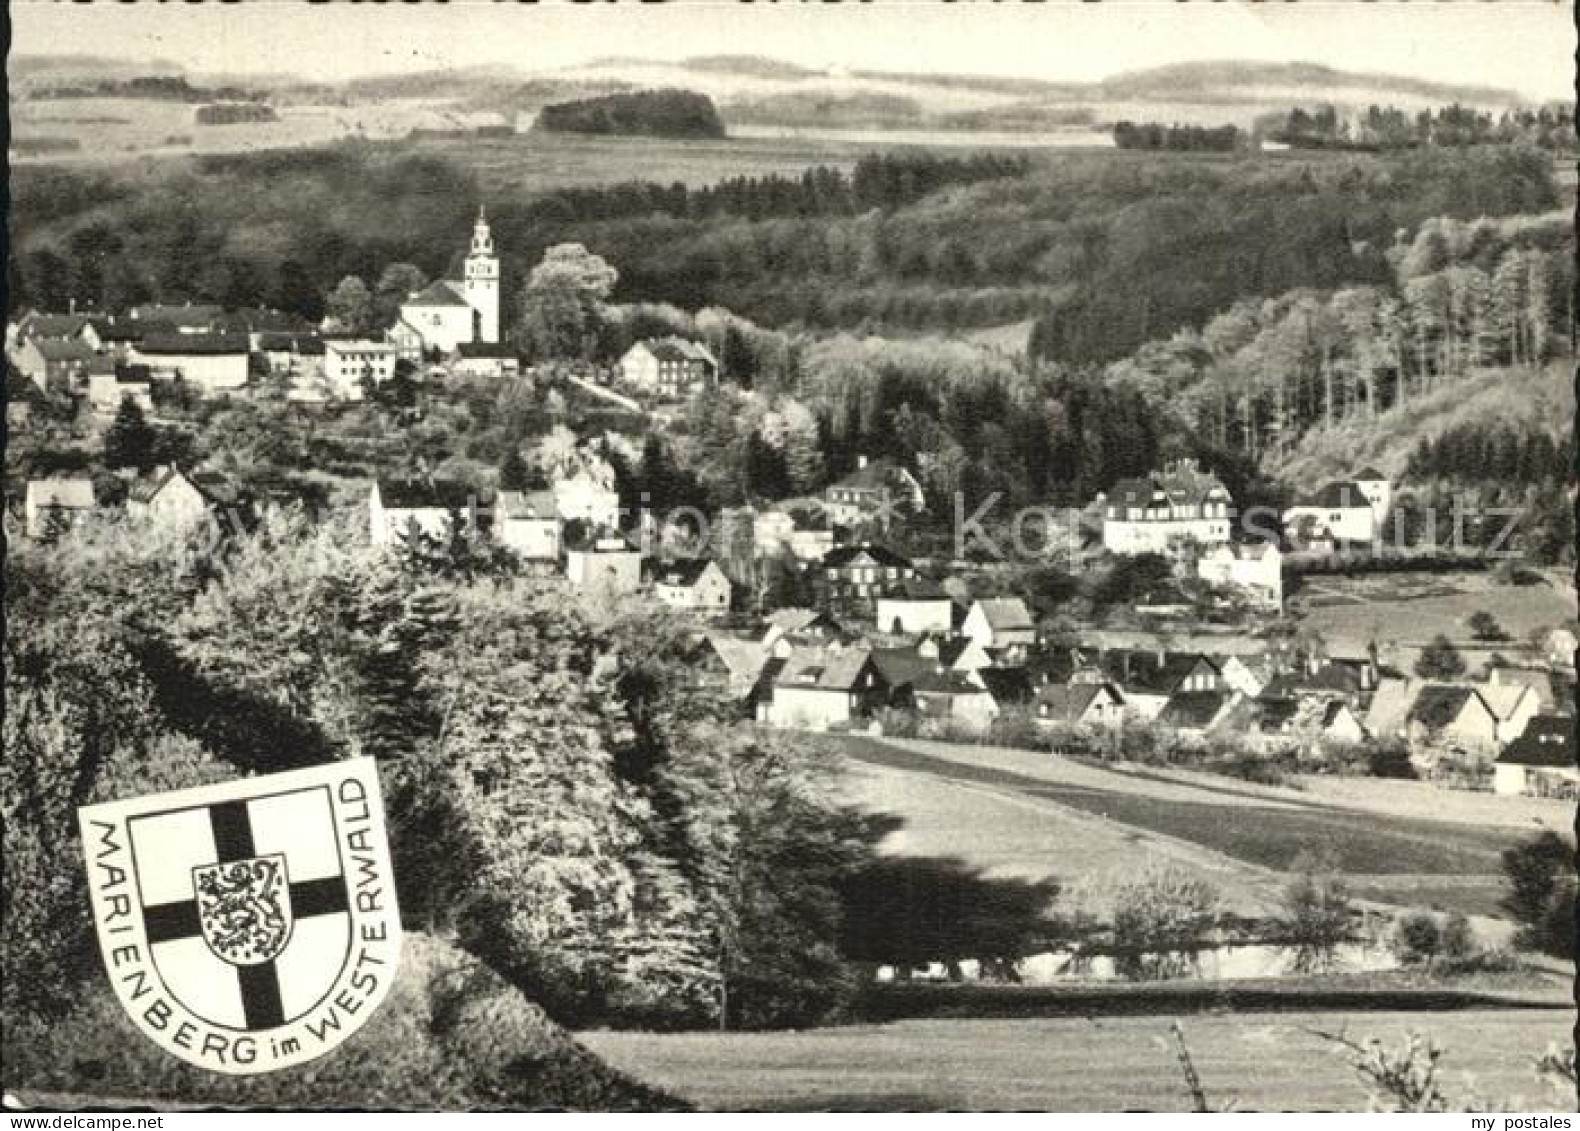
130 790 352 1032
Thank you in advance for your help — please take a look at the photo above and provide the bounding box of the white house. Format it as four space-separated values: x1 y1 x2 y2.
1100 459 1233 555
397 210 500 354
127 467 243 529
875 579 954 636
86 368 154 415
448 342 520 380
1196 542 1283 609
131 333 250 397
619 338 718 400
565 534 643 595
24 478 94 538
823 457 926 529
368 479 480 546
961 598 1036 650
1035 682 1126 728
763 647 882 731
324 340 397 399
1493 715 1576 797
754 508 835 563
1478 682 1543 745
493 489 560 561
1283 480 1379 546
652 559 732 614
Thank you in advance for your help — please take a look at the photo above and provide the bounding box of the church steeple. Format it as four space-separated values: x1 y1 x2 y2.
464 206 500 344
470 206 494 258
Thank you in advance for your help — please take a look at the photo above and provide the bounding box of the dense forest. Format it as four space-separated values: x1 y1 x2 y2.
1112 122 1242 152
533 89 726 139
11 144 1559 359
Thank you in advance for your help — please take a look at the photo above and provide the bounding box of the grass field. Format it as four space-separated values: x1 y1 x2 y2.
581 1008 1572 1111
836 737 1533 919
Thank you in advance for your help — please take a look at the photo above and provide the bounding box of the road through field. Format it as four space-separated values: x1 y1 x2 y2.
582 1008 1572 1111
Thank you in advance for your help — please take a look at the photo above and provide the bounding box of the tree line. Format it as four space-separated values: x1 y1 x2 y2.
1266 102 1577 152
1112 122 1242 152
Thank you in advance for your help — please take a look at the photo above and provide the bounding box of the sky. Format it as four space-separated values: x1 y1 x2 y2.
13 0 1576 101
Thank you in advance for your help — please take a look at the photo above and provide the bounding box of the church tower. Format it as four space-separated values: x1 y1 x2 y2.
463 206 500 344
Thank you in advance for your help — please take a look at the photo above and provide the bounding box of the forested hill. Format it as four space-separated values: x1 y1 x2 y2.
533 89 726 139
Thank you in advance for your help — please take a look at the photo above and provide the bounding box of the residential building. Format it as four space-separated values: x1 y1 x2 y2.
961 598 1037 650
977 667 1037 713
916 634 994 674
819 544 916 610
754 508 836 563
14 337 97 392
493 489 560 561
875 578 954 636
1486 666 1559 711
132 333 250 397
701 632 776 704
1493 715 1576 798
397 210 500 353
1211 653 1267 698
652 559 732 614
15 311 91 345
907 669 999 733
1283 480 1380 546
1099 650 1223 721
128 304 222 334
762 647 884 730
1478 682 1543 745
448 342 521 380
24 478 94 538
1035 682 1126 728
127 467 245 529
565 534 643 595
822 457 925 529
1158 689 1242 737
389 318 427 364
368 479 480 546
1195 542 1283 609
1406 685 1500 754
1100 459 1232 555
323 340 397 399
619 338 719 399
86 367 155 415
762 608 844 649
1353 467 1393 526
1364 676 1416 741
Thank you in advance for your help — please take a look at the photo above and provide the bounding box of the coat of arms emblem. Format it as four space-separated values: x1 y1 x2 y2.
78 759 401 1074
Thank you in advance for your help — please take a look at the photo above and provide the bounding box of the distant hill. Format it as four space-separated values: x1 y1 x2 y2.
533 89 726 139
683 55 822 80
1097 60 1524 109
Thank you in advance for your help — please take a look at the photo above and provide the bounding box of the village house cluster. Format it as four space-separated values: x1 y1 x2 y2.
11 217 1573 804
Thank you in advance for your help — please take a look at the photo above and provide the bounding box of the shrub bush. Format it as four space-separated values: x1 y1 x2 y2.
1391 911 1443 964
1109 866 1222 981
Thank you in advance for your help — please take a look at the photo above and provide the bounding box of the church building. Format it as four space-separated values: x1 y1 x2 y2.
397 209 501 355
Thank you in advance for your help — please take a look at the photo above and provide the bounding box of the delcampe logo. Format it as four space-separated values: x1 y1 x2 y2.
78 759 401 1074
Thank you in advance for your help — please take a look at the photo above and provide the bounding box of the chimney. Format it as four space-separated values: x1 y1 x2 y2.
857 455 868 470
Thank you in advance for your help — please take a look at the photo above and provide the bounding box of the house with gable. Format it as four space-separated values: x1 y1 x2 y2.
15 337 98 392
493 489 561 562
1099 649 1224 721
822 456 925 529
1099 459 1232 556
875 578 954 636
819 543 916 611
369 478 480 546
128 467 247 530
565 532 643 595
619 338 719 400
1158 689 1243 738
1406 685 1500 757
1478 681 1543 746
1035 682 1126 729
961 597 1037 651
762 647 884 730
652 559 732 614
1283 480 1381 546
1493 715 1577 798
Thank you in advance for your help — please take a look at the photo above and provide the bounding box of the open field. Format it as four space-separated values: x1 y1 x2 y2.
1289 572 1575 672
581 1008 1572 1110
836 737 1534 920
